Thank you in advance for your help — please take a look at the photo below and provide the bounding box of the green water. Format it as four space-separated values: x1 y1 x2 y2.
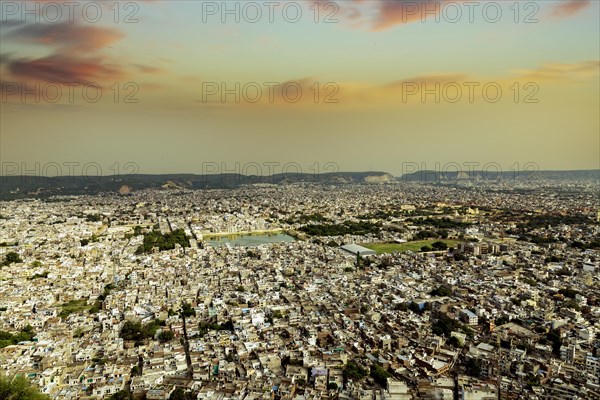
206 233 296 247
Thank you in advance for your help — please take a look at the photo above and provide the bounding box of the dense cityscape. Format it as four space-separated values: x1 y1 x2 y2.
1 177 599 400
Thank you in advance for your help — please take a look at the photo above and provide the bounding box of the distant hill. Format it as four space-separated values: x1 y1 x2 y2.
398 169 599 182
0 170 597 200
0 171 395 200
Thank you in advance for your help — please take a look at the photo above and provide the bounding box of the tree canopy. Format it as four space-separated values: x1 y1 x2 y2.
1 252 22 267
120 320 164 344
0 326 36 348
136 229 190 254
0 375 49 400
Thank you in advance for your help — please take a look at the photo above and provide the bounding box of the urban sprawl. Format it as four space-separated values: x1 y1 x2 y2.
1 179 599 400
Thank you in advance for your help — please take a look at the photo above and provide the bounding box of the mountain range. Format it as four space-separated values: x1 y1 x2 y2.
0 170 597 200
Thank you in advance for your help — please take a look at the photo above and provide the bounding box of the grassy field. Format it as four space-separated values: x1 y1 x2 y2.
362 239 460 255
59 299 91 318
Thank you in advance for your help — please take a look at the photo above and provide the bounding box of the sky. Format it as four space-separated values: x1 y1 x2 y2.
0 0 599 176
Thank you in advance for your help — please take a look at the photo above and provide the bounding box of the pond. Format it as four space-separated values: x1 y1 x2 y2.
205 233 296 247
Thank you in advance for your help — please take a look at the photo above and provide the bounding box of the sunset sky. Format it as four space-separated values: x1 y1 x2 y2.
1 0 598 175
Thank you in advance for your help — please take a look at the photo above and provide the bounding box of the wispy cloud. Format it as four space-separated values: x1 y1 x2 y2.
135 64 167 74
310 0 591 31
216 61 599 109
8 54 125 83
514 61 600 82
5 22 124 51
370 0 448 31
548 0 592 18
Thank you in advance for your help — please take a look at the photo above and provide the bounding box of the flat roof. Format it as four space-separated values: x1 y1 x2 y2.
340 244 376 255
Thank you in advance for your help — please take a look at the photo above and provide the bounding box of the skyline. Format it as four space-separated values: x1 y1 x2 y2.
1 0 599 174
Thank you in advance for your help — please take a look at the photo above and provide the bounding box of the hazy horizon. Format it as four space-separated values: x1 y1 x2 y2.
0 166 598 178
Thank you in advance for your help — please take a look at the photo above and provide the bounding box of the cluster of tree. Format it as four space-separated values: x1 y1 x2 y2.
1 252 22 267
520 235 558 244
245 250 261 259
120 319 164 344
299 221 381 237
124 225 144 240
452 252 468 261
430 285 453 297
91 356 107 365
169 387 196 400
80 235 100 246
558 288 579 299
571 239 600 250
135 229 190 254
158 330 175 343
343 361 368 381
0 375 49 400
97 284 115 302
431 314 466 337
414 230 436 240
89 284 115 314
181 302 196 318
545 330 562 356
431 241 449 250
384 225 404 234
411 217 470 229
107 390 133 400
521 276 538 286
554 267 572 277
561 299 581 311
370 365 391 387
518 214 594 230
464 358 482 377
28 271 48 280
197 320 234 337
420 241 449 252
84 213 103 222
0 325 36 348
358 210 403 220
446 336 461 348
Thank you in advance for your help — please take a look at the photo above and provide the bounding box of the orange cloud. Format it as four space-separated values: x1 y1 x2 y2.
514 61 600 82
318 0 451 31
371 0 448 31
2 22 128 86
225 61 598 109
549 0 591 18
8 54 125 84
